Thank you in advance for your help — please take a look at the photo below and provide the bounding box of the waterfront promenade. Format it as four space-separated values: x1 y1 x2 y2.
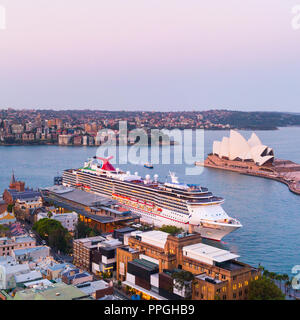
198 155 300 196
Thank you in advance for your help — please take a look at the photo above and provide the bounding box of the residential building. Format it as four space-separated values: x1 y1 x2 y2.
91 238 122 275
0 236 36 257
37 210 78 232
73 236 106 272
12 246 50 263
75 280 113 299
0 256 30 289
61 267 93 286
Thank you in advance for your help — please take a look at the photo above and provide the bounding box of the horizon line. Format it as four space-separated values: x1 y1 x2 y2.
0 107 298 114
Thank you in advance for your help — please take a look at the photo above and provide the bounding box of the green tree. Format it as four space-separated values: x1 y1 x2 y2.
159 225 183 236
74 221 100 239
171 270 194 299
248 277 285 300
263 269 270 278
0 225 9 237
7 204 14 213
33 218 71 254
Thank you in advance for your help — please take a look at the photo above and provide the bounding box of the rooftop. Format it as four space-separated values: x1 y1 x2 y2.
195 273 223 284
43 185 115 207
114 227 136 234
14 236 35 243
13 282 91 300
13 246 49 257
15 270 42 284
6 189 41 201
76 280 110 295
130 258 159 272
24 279 53 288
137 230 169 249
182 243 239 265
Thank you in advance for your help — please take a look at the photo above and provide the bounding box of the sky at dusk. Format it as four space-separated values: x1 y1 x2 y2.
0 0 300 112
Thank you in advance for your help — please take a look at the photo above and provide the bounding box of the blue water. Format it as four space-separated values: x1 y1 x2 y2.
1 127 300 276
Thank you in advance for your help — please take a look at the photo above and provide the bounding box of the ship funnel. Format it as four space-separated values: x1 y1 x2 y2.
126 171 131 176
135 172 138 176
154 174 158 182
116 168 120 174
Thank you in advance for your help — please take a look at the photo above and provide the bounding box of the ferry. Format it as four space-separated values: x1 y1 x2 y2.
62 156 242 241
144 162 154 169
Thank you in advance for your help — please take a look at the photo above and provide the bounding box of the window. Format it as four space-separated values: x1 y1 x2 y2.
233 284 237 290
244 281 248 286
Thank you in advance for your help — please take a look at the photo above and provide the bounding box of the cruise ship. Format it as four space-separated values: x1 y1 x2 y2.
62 156 242 241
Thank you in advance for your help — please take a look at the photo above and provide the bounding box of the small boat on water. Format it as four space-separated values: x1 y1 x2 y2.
144 162 154 169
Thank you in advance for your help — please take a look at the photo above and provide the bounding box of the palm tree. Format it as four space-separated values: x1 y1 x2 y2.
258 265 264 273
285 280 292 296
263 269 270 278
275 274 283 290
282 274 290 294
269 272 277 281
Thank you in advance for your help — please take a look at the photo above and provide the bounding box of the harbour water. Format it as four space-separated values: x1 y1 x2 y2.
1 127 300 276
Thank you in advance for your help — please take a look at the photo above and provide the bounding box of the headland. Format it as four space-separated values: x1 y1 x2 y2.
196 130 300 195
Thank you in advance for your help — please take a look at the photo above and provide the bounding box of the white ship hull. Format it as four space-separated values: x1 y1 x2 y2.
113 200 239 241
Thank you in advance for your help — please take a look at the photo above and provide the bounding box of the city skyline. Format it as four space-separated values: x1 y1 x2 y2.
0 1 300 112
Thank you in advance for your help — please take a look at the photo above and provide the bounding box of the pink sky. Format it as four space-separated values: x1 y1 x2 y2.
0 0 300 111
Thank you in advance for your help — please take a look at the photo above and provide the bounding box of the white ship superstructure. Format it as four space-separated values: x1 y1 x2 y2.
62 156 242 241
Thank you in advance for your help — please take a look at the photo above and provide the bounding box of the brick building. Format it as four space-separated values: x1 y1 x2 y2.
116 230 260 300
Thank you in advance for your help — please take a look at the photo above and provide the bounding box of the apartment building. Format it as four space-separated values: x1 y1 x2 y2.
0 236 36 257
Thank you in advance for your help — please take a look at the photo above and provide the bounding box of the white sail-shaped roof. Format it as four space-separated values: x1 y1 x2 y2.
256 155 274 166
251 145 268 162
267 147 274 156
229 130 251 161
248 133 262 148
213 141 221 155
250 145 274 165
219 137 230 158
242 150 253 161
212 130 274 166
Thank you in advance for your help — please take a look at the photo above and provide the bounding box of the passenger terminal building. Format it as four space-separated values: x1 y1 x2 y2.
42 185 140 233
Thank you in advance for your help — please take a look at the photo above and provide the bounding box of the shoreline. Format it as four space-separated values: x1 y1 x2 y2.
197 155 300 196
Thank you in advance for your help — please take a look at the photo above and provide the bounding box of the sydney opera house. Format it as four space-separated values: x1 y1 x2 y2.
211 130 274 166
